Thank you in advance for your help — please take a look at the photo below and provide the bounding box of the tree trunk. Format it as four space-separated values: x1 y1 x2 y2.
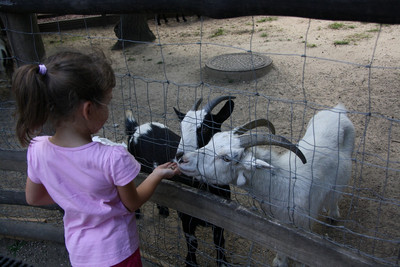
112 14 155 50
0 13 45 66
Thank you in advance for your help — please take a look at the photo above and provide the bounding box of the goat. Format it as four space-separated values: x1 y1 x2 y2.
177 104 355 266
125 111 180 217
174 96 235 267
157 14 187 25
125 95 235 266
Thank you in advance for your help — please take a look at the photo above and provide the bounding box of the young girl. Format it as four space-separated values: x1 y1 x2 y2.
12 50 180 267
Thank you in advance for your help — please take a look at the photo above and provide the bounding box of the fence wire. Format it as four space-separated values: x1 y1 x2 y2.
0 14 399 266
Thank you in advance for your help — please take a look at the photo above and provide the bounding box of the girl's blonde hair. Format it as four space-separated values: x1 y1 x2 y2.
13 49 116 146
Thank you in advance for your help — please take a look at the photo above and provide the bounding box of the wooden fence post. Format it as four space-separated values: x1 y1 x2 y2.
0 12 45 66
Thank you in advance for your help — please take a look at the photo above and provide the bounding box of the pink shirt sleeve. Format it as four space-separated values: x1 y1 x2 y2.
108 146 141 186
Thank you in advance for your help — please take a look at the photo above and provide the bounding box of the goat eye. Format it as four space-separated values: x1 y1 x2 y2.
220 155 230 162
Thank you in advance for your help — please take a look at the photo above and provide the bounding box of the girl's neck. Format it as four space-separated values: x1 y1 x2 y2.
50 123 92 148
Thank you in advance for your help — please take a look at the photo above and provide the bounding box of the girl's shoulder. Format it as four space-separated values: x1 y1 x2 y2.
28 136 50 149
91 138 135 163
31 135 50 143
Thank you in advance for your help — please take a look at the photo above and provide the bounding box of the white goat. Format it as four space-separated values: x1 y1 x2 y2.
177 104 355 266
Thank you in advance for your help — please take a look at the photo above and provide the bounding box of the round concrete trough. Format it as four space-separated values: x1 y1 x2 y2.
205 53 273 82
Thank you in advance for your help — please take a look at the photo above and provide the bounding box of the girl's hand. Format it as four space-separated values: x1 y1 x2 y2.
153 162 181 179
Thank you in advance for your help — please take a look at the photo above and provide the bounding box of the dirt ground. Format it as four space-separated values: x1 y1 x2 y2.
1 15 399 266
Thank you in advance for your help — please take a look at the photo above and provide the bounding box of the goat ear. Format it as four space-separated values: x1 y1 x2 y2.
255 159 273 169
213 100 235 123
173 107 186 121
244 158 273 170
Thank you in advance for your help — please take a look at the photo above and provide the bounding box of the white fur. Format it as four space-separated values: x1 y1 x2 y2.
177 109 206 154
131 122 167 145
178 104 355 266
92 136 127 148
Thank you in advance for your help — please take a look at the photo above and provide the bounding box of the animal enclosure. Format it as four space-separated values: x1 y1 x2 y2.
0 4 399 267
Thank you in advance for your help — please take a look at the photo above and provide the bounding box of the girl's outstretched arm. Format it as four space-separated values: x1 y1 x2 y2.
117 162 180 212
25 177 55 206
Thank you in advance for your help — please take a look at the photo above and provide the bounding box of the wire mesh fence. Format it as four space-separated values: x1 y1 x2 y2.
0 14 399 266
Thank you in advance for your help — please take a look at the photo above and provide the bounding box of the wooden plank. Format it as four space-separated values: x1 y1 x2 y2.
3 216 47 223
0 218 64 243
38 14 120 32
135 175 382 267
0 189 27 206
0 150 27 172
0 189 61 211
0 0 399 24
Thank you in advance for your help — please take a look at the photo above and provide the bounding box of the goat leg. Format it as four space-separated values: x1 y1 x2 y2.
180 213 199 267
213 225 228 266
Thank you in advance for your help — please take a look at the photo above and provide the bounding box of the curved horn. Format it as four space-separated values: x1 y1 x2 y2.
203 96 236 113
233 119 276 135
239 133 307 164
191 98 203 111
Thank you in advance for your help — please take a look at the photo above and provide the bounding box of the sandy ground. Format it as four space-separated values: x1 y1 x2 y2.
1 15 399 266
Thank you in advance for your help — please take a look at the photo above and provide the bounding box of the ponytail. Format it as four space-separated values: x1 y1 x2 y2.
13 64 50 146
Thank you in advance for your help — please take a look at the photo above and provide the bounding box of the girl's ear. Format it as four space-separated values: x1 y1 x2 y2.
81 101 92 121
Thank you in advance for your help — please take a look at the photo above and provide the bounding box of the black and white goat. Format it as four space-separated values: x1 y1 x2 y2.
125 95 235 267
125 110 179 217
177 104 355 266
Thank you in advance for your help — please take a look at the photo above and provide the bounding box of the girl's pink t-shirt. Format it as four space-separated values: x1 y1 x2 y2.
27 136 141 266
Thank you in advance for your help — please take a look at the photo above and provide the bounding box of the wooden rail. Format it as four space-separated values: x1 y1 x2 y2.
0 0 400 24
0 150 382 266
37 14 120 32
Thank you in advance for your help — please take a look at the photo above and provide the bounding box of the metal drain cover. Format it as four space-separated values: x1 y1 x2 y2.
205 53 272 82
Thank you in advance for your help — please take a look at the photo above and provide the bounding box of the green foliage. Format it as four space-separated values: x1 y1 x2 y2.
334 40 350 45
8 241 26 256
328 22 345 30
333 31 371 45
210 28 225 38
367 28 380 32
256 17 278 23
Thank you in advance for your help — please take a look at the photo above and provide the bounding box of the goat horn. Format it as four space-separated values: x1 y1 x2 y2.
239 133 307 164
233 119 276 135
191 98 203 111
203 96 236 113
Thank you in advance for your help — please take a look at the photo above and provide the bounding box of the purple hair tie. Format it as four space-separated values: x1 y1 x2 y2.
38 64 47 75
